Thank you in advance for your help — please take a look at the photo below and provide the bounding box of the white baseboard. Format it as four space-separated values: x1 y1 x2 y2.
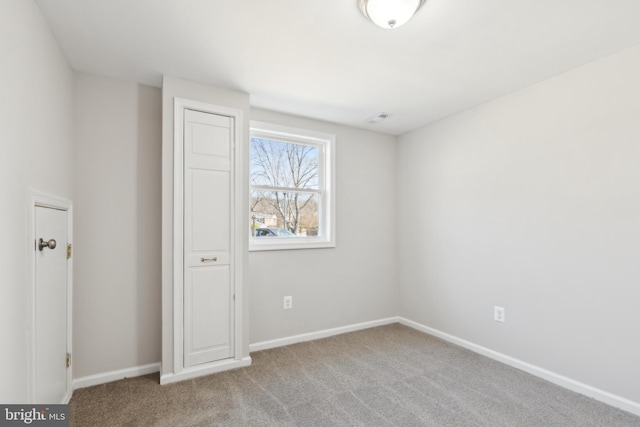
73 362 160 391
398 317 640 417
160 357 252 385
249 317 400 352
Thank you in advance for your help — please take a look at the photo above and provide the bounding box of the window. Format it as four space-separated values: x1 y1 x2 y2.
249 121 335 251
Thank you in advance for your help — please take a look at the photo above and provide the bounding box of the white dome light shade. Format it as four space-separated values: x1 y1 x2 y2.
359 0 425 29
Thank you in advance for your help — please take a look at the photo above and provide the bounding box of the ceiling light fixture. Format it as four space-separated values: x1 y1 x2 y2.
358 0 426 29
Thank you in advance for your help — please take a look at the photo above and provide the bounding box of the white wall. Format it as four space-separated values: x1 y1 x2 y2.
74 73 162 378
0 0 75 402
248 108 398 344
161 76 251 376
398 45 640 404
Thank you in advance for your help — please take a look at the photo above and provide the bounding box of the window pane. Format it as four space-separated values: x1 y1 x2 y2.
250 191 319 237
250 138 319 190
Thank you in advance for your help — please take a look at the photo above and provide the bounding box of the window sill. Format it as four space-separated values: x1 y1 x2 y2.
249 237 335 252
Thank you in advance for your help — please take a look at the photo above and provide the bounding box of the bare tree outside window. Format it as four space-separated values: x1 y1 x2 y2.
250 138 320 236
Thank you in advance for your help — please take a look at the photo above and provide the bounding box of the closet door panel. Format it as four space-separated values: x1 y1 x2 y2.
183 109 234 367
187 170 229 253
184 266 231 366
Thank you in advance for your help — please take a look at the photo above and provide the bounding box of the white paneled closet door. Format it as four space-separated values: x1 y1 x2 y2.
183 109 234 367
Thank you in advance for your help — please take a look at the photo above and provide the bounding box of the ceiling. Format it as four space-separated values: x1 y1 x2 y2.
36 0 640 135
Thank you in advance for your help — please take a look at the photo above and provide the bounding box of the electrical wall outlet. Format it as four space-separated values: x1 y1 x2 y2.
283 296 293 310
494 306 505 323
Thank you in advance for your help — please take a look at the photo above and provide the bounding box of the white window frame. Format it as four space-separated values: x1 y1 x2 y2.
249 121 335 251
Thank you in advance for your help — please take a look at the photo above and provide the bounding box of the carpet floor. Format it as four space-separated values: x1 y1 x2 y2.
69 324 640 426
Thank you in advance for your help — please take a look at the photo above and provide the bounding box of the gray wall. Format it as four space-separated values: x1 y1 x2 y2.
397 45 640 403
248 108 398 344
0 0 75 402
68 75 400 380
74 73 162 378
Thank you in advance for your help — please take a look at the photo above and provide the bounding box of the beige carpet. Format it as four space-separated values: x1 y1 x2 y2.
70 324 640 426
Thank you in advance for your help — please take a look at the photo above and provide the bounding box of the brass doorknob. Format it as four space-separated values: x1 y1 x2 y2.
38 238 57 251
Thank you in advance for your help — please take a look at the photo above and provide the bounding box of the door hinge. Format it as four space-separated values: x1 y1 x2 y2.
66 244 72 259
66 353 71 368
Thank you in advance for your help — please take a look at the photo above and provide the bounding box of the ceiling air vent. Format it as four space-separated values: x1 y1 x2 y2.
365 112 389 124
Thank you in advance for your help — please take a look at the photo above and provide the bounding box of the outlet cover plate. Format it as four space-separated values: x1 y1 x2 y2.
284 296 293 310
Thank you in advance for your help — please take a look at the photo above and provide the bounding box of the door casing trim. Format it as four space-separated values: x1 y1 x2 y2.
28 189 73 403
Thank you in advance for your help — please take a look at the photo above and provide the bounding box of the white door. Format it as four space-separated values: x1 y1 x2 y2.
183 109 234 367
35 206 69 403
